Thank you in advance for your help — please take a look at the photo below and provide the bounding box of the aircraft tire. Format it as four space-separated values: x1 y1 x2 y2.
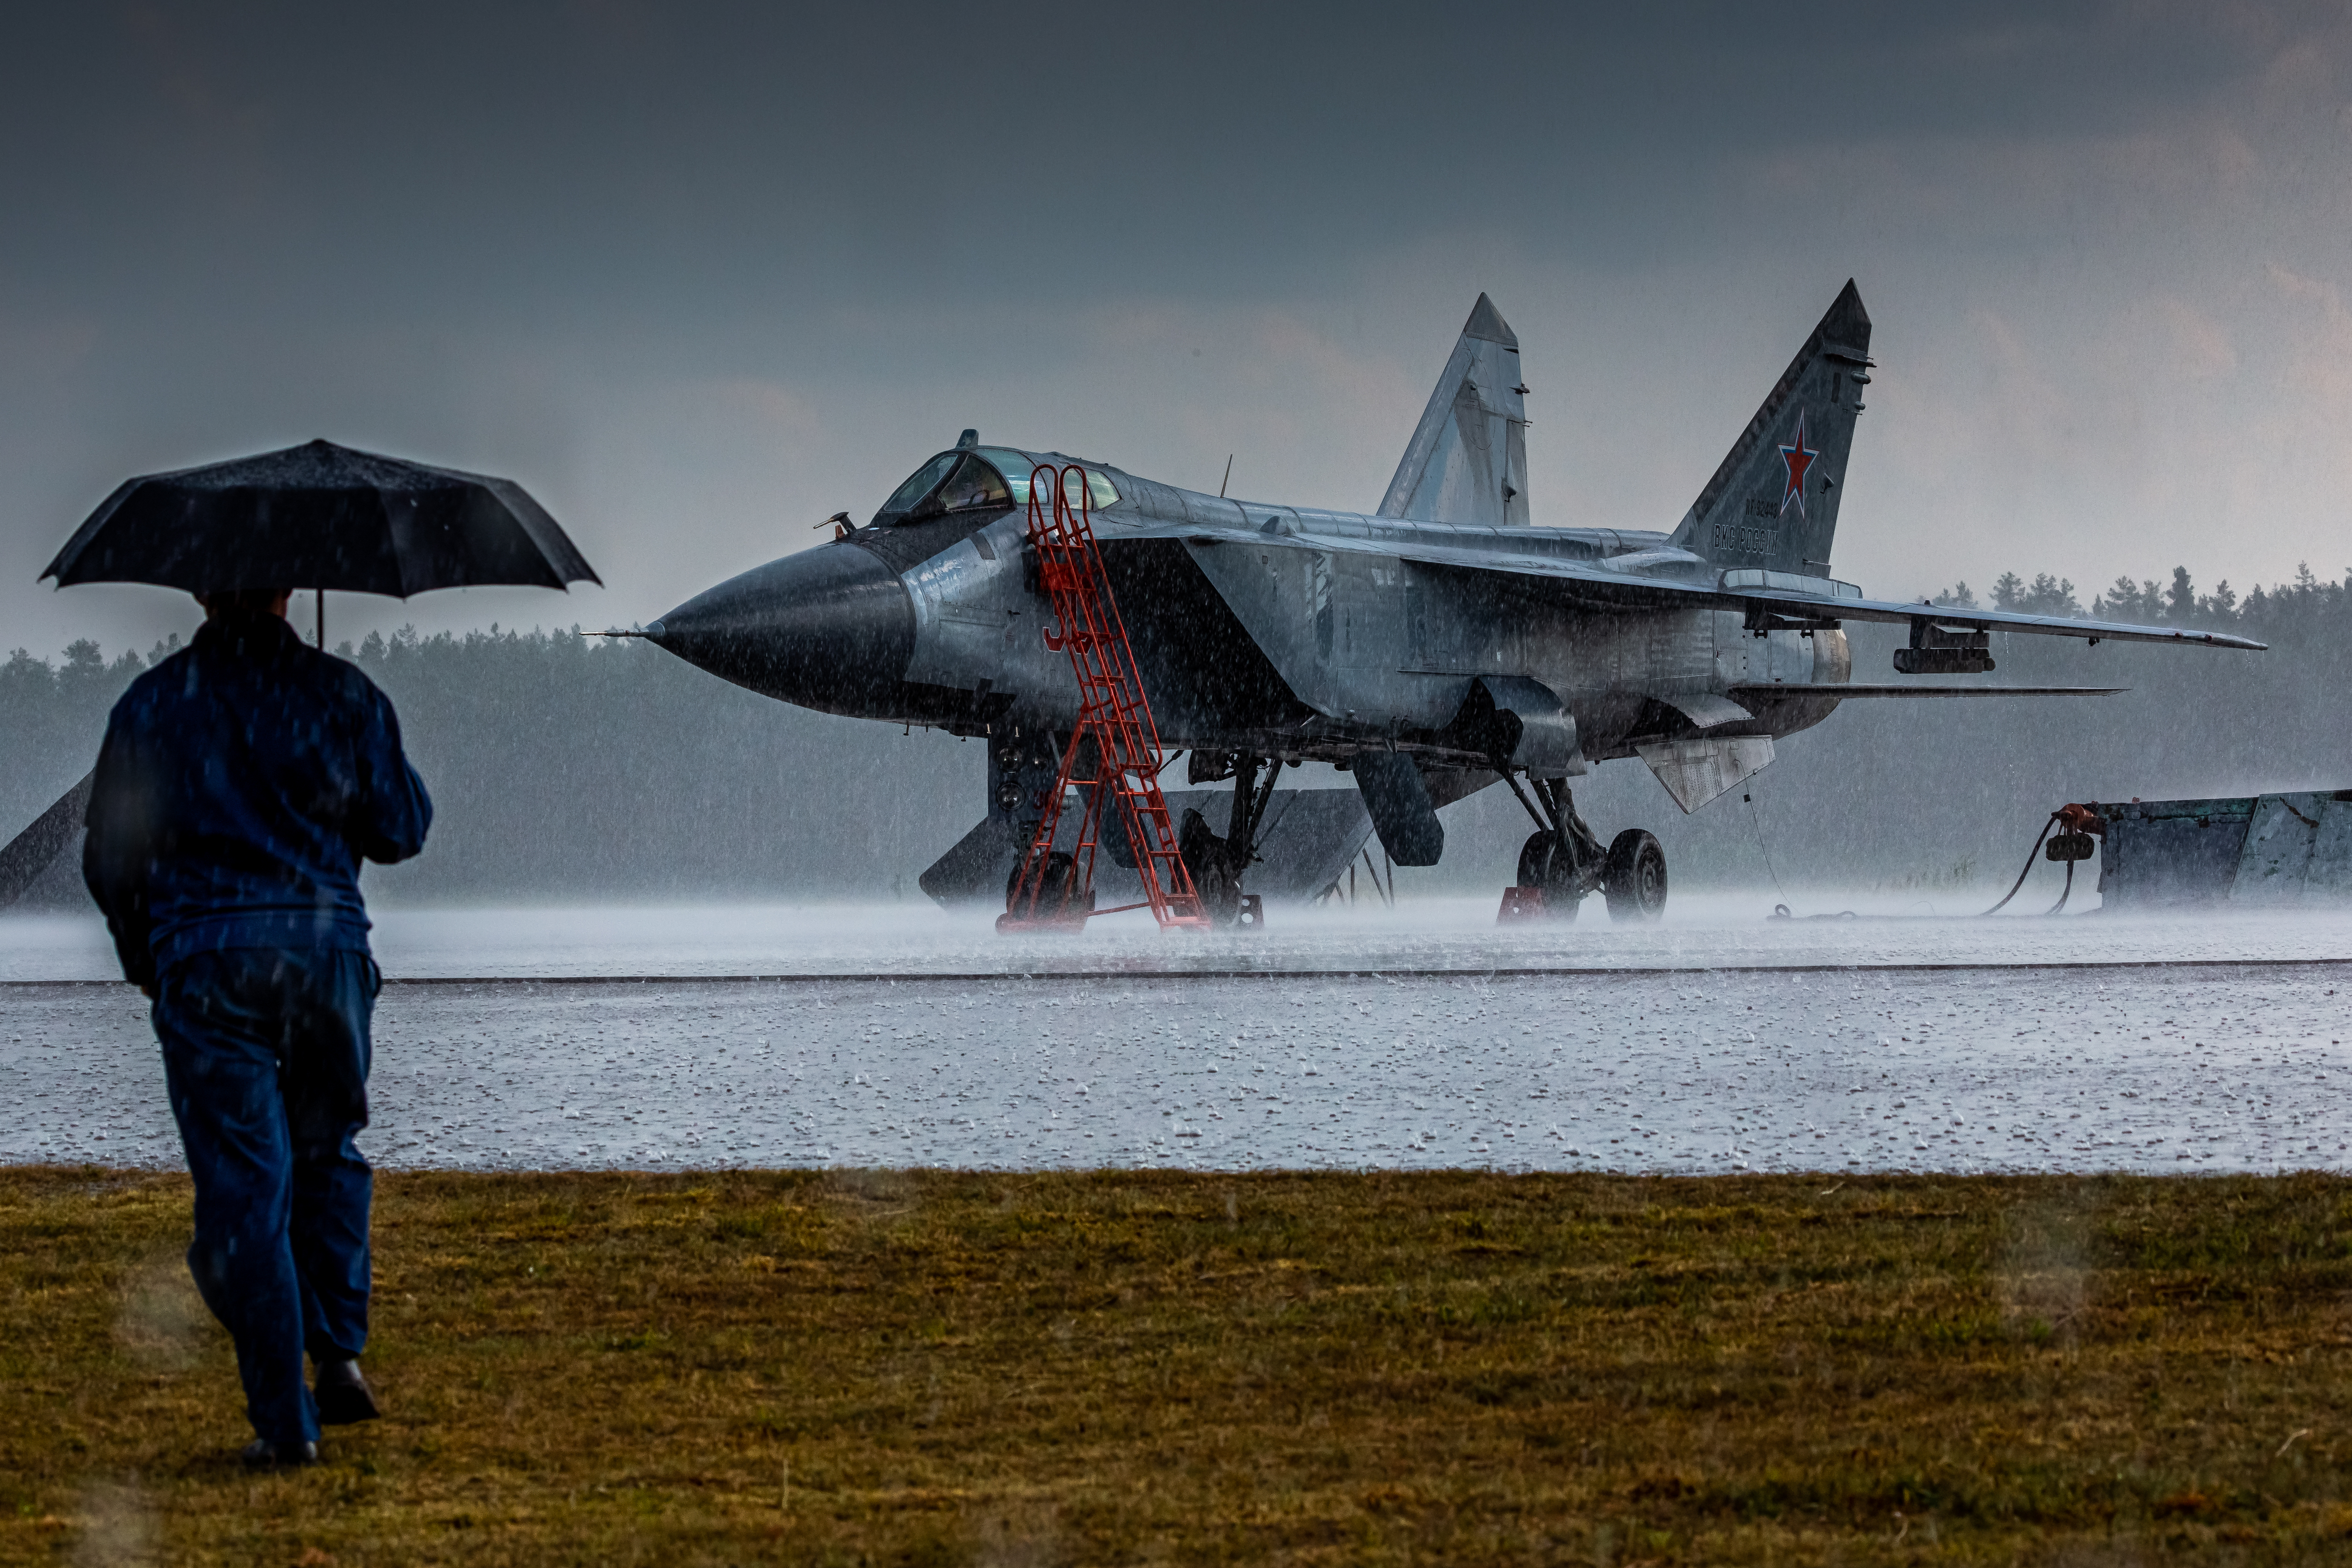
1514 831 1581 922
1602 830 1668 924
1197 857 1242 927
1180 809 1242 926
1006 850 1081 917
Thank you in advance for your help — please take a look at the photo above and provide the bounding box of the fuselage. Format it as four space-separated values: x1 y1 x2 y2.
647 443 1850 773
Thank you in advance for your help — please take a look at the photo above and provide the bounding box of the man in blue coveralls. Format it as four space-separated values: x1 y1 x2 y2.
84 587 432 1467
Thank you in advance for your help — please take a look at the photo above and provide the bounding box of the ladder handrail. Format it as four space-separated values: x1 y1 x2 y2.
1000 463 1208 932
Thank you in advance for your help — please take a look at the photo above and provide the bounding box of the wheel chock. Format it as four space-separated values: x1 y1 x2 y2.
1497 886 1545 923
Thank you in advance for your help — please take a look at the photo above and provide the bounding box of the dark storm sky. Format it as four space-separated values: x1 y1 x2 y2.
5 1 2350 657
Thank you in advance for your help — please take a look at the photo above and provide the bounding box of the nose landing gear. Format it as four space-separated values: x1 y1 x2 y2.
1496 772 1667 925
1003 849 1094 928
1178 751 1277 930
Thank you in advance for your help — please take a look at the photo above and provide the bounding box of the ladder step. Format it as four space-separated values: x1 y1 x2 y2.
1006 464 1209 935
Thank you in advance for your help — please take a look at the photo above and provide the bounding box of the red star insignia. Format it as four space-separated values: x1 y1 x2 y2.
1778 415 1818 516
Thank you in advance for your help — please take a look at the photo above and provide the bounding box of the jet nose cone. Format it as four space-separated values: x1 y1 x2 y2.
649 543 915 716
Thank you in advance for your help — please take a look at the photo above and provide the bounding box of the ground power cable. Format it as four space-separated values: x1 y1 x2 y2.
1744 790 1789 904
1980 810 2064 917
1750 790 1857 921
2045 856 2077 917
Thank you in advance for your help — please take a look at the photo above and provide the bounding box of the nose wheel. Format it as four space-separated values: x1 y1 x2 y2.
1002 850 1093 929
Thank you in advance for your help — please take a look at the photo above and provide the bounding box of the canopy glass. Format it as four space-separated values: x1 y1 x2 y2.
872 448 1118 527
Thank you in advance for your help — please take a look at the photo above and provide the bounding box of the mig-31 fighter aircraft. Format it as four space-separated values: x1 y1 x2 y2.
644 282 2263 924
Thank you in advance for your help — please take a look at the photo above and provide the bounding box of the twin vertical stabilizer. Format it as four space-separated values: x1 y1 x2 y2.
1379 294 1530 527
1668 281 1873 575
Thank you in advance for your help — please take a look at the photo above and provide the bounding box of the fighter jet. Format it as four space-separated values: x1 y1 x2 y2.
644 282 2264 924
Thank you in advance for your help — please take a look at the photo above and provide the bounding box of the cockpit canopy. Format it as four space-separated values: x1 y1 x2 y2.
870 447 1118 528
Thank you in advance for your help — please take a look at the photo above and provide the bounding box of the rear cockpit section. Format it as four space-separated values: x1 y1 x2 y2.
870 445 1122 530
982 449 1119 513
854 441 1124 573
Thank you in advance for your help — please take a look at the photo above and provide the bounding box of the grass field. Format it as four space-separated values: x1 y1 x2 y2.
4 1166 2350 1566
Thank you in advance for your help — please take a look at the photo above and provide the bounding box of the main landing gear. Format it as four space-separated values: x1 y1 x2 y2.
1497 773 1667 925
1177 751 1274 930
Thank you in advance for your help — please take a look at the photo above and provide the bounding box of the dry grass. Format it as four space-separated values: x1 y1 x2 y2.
3 1166 2350 1566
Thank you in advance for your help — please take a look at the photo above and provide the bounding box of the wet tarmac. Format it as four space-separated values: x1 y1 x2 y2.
3 899 2348 1174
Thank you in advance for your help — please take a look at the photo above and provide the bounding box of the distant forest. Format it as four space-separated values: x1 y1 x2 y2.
1 624 973 905
5 561 2350 906
1929 561 2350 631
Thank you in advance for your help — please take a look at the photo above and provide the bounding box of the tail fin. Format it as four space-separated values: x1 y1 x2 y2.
1378 294 1530 527
1669 281 1871 575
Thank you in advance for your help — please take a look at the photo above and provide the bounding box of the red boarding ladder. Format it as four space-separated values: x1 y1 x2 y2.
999 464 1210 933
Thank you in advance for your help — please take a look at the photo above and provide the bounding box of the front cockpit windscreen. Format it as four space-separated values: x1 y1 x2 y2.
870 452 1012 528
874 453 956 521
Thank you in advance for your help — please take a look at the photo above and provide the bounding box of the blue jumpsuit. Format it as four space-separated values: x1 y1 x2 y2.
85 613 431 1447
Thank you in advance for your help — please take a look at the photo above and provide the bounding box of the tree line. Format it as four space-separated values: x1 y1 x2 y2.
2 624 974 904
1930 561 2351 631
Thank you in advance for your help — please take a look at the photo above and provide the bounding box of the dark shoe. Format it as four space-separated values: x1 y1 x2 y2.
242 1437 319 1468
315 1358 380 1425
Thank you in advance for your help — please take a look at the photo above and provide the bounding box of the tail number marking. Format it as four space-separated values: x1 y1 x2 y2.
1715 517 1775 556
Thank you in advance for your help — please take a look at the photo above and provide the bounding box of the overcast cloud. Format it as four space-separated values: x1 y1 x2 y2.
5 1 2351 657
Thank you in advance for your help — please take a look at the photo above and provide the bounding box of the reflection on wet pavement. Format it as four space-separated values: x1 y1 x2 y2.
5 934 2345 1174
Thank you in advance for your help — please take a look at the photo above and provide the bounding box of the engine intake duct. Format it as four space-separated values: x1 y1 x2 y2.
1894 616 1994 675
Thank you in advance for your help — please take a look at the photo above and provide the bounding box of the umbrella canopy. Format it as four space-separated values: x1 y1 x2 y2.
40 439 600 596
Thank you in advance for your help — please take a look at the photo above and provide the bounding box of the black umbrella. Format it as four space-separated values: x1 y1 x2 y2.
41 438 601 601
5 440 602 910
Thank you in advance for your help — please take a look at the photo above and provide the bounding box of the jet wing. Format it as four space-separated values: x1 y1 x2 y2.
1727 585 2267 650
1115 519 2268 652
